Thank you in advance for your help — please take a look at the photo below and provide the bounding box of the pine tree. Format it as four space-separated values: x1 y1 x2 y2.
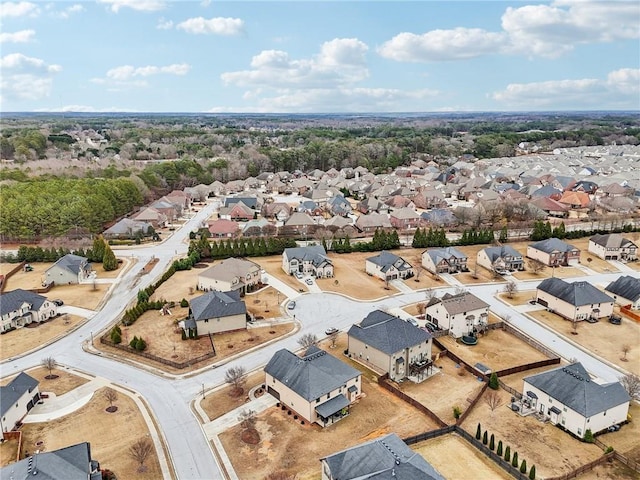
512 452 519 468
489 434 495 450
103 243 118 271
529 465 536 480
499 225 508 243
412 227 422 248
343 235 352 253
496 440 503 456
482 430 488 445
476 423 482 440
520 459 527 474
504 446 511 462
489 372 499 390
91 236 106 263
130 336 139 349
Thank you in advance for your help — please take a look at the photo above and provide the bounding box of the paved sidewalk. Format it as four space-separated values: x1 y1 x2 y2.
264 273 301 299
390 279 413 293
59 305 97 318
438 272 463 286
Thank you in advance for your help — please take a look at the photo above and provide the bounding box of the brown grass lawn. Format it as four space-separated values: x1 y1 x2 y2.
498 291 538 306
437 328 550 372
149 266 210 304
513 266 584 280
596 403 640 463
9 367 89 396
577 460 640 480
413 434 512 480
461 388 603 478
200 371 265 421
244 287 286 319
398 356 487 423
19 386 162 480
528 310 640 375
568 237 621 274
0 314 84 360
253 255 311 294
0 436 20 467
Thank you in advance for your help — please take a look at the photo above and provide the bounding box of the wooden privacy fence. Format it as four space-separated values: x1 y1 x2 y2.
546 452 615 480
621 305 640 323
456 382 488 425
0 261 26 292
494 357 561 378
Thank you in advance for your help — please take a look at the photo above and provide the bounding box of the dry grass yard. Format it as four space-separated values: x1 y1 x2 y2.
0 436 20 467
413 434 512 480
528 310 640 375
0 314 84 360
596 403 640 463
16 367 89 396
498 291 539 306
461 388 603 479
200 371 265 422
252 255 311 294
436 328 550 372
19 386 162 480
577 460 640 480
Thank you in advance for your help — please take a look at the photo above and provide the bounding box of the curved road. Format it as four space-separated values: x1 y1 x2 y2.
2 205 638 479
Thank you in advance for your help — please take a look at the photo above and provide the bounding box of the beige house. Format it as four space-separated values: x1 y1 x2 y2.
588 233 637 262
422 247 468 274
282 245 333 278
44 254 92 285
365 251 414 281
1 372 40 440
197 258 261 295
536 278 614 321
424 292 489 338
0 289 58 333
522 362 630 439
347 310 432 383
182 290 246 336
527 238 580 267
476 245 524 273
264 346 361 427
605 275 640 310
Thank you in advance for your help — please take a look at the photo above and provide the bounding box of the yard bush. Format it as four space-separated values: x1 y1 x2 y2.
476 423 482 440
520 459 527 474
529 465 536 480
180 298 189 308
496 440 503 456
453 406 462 419
135 338 147 351
130 336 139 349
111 330 122 344
504 446 511 462
583 429 594 443
489 434 495 450
512 452 519 468
489 372 499 390
482 431 488 445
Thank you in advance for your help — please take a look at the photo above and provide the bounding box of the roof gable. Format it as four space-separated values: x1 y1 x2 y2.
537 278 614 306
348 310 430 355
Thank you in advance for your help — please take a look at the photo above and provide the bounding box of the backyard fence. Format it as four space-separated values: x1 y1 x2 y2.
546 452 615 480
500 322 560 359
456 382 488 425
0 261 26 293
494 357 561 378
621 305 640 323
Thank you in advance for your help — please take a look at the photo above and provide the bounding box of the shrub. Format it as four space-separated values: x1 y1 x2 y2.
453 406 462 419
181 329 187 341
482 431 488 445
489 434 495 450
529 465 536 480
180 298 189 308
130 336 139 349
476 423 482 440
136 338 147 351
605 446 614 454
489 372 499 390
520 459 527 474
496 440 503 456
584 429 594 443
504 446 511 462
111 330 122 344
512 452 519 468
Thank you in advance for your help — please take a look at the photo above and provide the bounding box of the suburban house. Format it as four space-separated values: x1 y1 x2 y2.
527 238 581 267
282 245 334 278
197 258 261 295
207 219 240 238
476 245 524 273
0 289 58 333
422 247 468 274
182 290 247 336
264 346 362 427
103 218 153 240
347 310 432 383
588 233 637 262
219 200 255 221
365 251 414 281
0 442 102 480
605 275 640 310
424 292 490 338
320 433 445 480
131 206 167 228
536 277 614 321
389 207 421 230
0 372 40 440
355 213 392 234
522 362 630 439
44 254 92 285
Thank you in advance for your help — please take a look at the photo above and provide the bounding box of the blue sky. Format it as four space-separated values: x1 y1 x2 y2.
1 0 638 113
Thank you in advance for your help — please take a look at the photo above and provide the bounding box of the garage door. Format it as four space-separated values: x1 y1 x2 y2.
538 298 548 307
267 386 280 400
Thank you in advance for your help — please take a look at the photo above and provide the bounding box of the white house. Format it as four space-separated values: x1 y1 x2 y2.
522 362 630 439
605 275 640 310
282 245 334 278
527 238 580 267
588 233 637 262
536 278 614 321
0 372 40 440
424 292 489 338
476 245 524 273
0 289 58 333
44 254 92 285
365 251 414 281
197 257 261 295
422 247 468 274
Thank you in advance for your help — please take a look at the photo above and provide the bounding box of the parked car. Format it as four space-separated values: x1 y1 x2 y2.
52 299 64 306
325 327 338 336
406 318 419 327
287 301 296 310
609 315 622 325
295 272 303 279
425 321 439 332
305 278 313 285
585 316 598 324
607 424 621 432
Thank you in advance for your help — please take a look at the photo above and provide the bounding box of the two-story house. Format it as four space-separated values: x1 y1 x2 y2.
536 277 614 321
0 289 58 333
527 238 581 267
181 290 247 336
347 310 432 383
476 245 524 273
389 207 421 230
1 372 40 440
197 258 261 295
605 275 640 310
264 346 362 427
282 245 333 278
365 251 414 281
424 292 489 338
588 233 637 262
422 247 468 274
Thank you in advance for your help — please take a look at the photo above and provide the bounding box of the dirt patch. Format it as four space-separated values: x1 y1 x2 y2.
0 314 84 360
413 434 512 480
577 459 640 480
1 367 89 396
0 437 20 467
528 310 640 375
201 371 265 421
460 389 603 478
19 386 161 480
437 328 549 372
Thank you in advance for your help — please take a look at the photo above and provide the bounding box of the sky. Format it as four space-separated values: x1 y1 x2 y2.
0 0 639 113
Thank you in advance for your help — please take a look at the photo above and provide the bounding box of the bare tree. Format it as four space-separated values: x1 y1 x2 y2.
484 390 502 413
454 286 467 296
621 344 630 362
620 373 640 401
129 437 153 473
425 288 435 303
297 333 318 349
41 356 57 379
103 388 118 408
503 280 518 299
237 409 256 430
224 366 248 396
329 331 339 348
527 258 546 275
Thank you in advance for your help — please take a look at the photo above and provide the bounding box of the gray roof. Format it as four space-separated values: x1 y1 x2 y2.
1 372 39 416
348 310 430 355
50 254 89 275
529 237 579 253
283 245 332 268
0 289 49 317
537 278 614 307
0 442 101 480
590 233 637 249
434 292 489 315
189 290 246 321
482 245 523 262
605 275 640 302
315 394 350 418
322 433 445 480
425 247 467 264
524 362 630 417
366 251 413 273
264 346 360 401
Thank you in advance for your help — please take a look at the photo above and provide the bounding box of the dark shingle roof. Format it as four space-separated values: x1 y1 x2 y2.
366 251 413 273
425 247 467 264
51 254 88 275
348 310 430 355
264 346 360 401
189 290 246 320
0 442 100 480
529 237 579 254
0 289 48 317
482 245 522 262
1 372 39 416
434 292 490 315
537 278 614 307
590 233 636 249
605 275 640 302
284 245 332 268
322 433 445 480
524 362 630 417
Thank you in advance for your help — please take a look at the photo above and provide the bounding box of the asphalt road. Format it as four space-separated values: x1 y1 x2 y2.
2 204 639 479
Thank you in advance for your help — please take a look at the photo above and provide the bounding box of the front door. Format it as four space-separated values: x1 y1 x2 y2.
538 403 545 414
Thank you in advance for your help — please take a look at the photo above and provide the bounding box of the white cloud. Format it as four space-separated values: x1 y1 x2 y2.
0 1 39 18
222 38 369 89
54 4 84 19
105 63 191 81
97 0 165 13
0 29 35 43
200 0 211 6
0 53 61 101
378 28 506 62
157 18 173 30
176 16 244 35
35 105 136 112
491 68 640 108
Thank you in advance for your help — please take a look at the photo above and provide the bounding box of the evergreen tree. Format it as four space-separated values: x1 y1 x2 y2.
499 225 508 243
343 235 352 253
512 452 519 468
111 330 121 344
529 465 536 480
91 235 106 263
476 423 482 440
520 459 527 474
389 230 400 248
552 222 566 239
496 440 503 456
412 227 422 248
504 446 511 462
102 243 118 271
543 221 553 239
489 434 495 450
257 237 267 256
489 372 499 390
130 336 139 349
482 430 488 445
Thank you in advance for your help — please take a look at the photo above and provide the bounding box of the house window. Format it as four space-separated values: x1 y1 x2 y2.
204 319 209 323
562 419 565 425
549 398 552 403
326 394 330 400
577 428 582 436
604 411 606 416
316 398 320 403
563 407 567 412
